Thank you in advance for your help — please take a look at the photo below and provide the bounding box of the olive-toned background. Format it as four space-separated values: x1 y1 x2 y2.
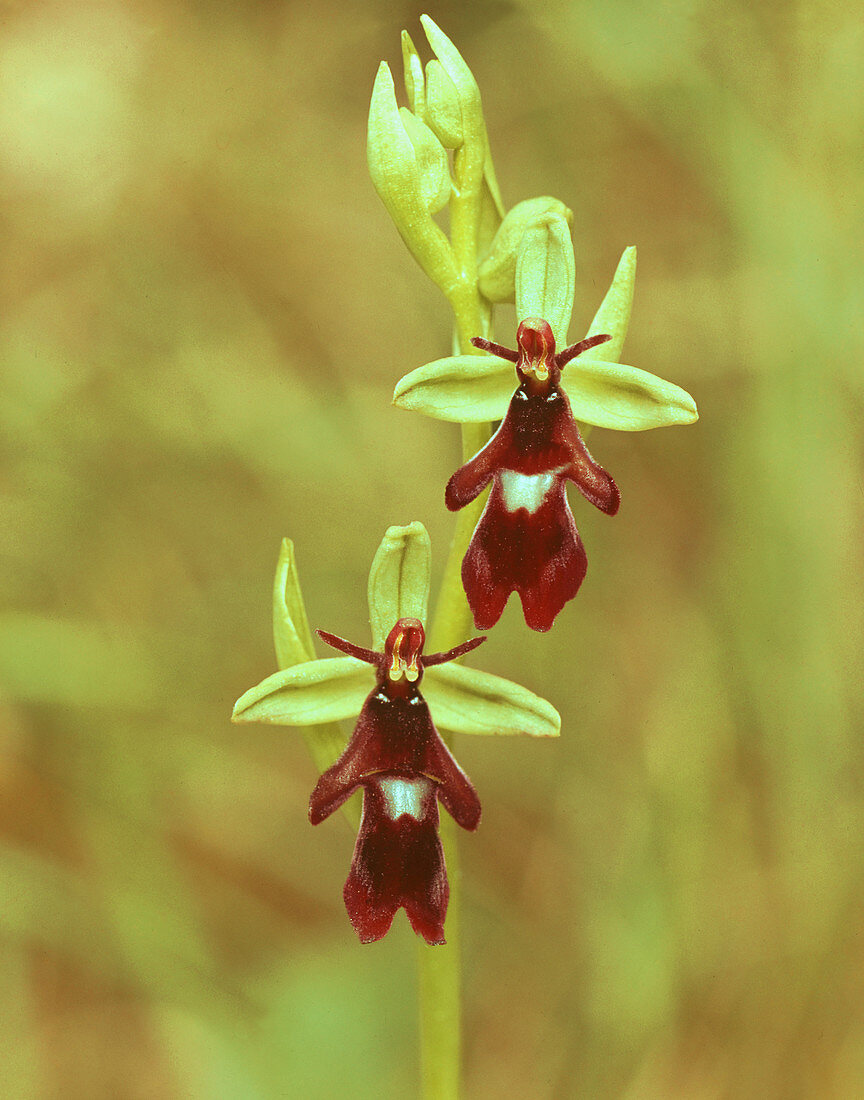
1 1 860 1096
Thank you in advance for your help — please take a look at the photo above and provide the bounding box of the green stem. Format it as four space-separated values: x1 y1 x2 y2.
415 95 504 1094
419 298 494 1100
418 417 490 1099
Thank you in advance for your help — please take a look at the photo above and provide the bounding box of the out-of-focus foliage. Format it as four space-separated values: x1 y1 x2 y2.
0 1 861 1097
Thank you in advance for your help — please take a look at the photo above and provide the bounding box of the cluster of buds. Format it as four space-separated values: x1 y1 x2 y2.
234 18 697 944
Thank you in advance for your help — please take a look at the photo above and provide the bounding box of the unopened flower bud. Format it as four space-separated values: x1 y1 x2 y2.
367 62 458 290
398 108 451 214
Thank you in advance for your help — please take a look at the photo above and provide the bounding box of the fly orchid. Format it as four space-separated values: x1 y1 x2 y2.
309 618 483 944
446 318 619 631
232 523 560 944
393 246 698 631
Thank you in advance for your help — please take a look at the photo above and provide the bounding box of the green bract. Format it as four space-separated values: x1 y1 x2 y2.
269 539 352 785
233 524 561 739
393 246 699 431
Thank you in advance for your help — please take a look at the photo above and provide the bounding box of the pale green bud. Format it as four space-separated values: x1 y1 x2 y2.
478 196 572 303
424 59 464 149
367 62 458 290
515 213 576 345
420 16 483 149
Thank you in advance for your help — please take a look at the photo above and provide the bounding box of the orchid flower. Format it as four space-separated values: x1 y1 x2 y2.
446 318 619 631
232 523 559 943
309 618 483 944
393 246 699 631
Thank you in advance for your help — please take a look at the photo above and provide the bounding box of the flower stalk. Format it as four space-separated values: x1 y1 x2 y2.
235 11 697 1100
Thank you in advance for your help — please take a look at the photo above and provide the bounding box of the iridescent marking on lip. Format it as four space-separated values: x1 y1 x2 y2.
499 469 560 514
377 776 432 820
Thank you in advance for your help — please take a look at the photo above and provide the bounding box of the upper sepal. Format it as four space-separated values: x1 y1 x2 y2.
478 196 573 305
515 214 575 346
422 663 561 737
368 522 431 650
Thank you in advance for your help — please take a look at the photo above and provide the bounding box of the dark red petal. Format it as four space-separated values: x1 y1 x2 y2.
556 332 612 367
422 635 486 667
309 758 362 824
470 336 519 362
399 822 448 945
462 479 587 632
342 817 402 943
309 695 383 823
566 451 620 515
317 630 382 665
555 404 620 515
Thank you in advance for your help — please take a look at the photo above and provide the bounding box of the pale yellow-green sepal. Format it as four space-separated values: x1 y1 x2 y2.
515 213 575 346
565 358 699 430
272 538 315 668
270 539 350 784
585 246 636 364
232 658 372 727
478 196 572 304
393 354 513 423
367 62 458 291
423 664 560 737
367 522 432 649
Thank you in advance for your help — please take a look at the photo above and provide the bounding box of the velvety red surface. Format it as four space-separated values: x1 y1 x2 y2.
309 620 482 943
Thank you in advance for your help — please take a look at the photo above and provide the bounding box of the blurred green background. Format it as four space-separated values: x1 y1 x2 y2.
0 0 861 1096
